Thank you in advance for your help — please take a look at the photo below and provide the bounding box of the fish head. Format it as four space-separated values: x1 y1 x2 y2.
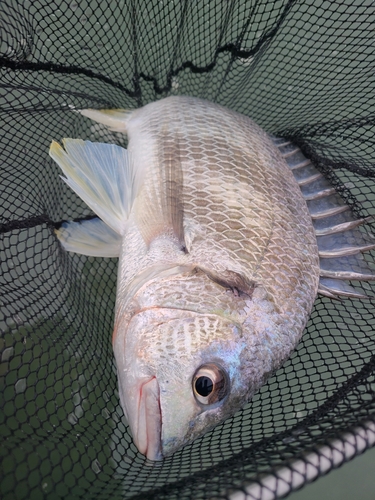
113 303 265 461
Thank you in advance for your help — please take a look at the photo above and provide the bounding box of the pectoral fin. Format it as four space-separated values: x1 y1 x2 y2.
198 267 255 297
50 139 143 235
56 218 121 257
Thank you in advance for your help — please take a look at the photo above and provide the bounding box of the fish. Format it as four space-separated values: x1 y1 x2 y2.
49 95 375 461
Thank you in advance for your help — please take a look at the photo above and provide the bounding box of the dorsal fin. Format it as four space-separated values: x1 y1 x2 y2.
272 136 375 300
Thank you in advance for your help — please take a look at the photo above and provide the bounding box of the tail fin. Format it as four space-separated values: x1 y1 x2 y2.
79 109 134 133
56 218 121 257
50 139 142 235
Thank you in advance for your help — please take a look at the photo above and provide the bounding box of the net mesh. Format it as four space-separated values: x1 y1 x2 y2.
1 1 375 499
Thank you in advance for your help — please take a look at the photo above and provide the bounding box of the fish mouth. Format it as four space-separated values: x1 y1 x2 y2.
134 377 163 461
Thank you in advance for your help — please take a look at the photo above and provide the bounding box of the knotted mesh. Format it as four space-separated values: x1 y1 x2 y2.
1 1 375 499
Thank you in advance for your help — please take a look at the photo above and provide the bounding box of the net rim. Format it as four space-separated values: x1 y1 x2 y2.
229 417 375 500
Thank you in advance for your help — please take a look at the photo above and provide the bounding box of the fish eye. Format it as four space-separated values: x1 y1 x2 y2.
192 363 229 405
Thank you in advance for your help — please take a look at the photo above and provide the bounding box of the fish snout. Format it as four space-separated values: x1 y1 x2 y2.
135 377 163 461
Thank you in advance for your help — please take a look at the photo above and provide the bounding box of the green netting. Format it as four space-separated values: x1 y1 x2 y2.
1 1 375 499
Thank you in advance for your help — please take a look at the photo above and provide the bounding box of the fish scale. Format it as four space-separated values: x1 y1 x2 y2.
49 96 374 461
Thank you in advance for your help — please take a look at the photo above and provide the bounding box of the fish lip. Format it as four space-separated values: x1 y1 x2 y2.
135 377 163 461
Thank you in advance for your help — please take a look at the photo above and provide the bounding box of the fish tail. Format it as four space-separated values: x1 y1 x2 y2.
272 137 375 300
55 218 121 257
50 139 143 254
79 108 134 133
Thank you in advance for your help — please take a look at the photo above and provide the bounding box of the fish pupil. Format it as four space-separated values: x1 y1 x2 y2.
195 376 213 397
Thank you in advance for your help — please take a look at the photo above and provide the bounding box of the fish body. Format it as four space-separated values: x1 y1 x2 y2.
113 97 320 459
49 96 373 460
